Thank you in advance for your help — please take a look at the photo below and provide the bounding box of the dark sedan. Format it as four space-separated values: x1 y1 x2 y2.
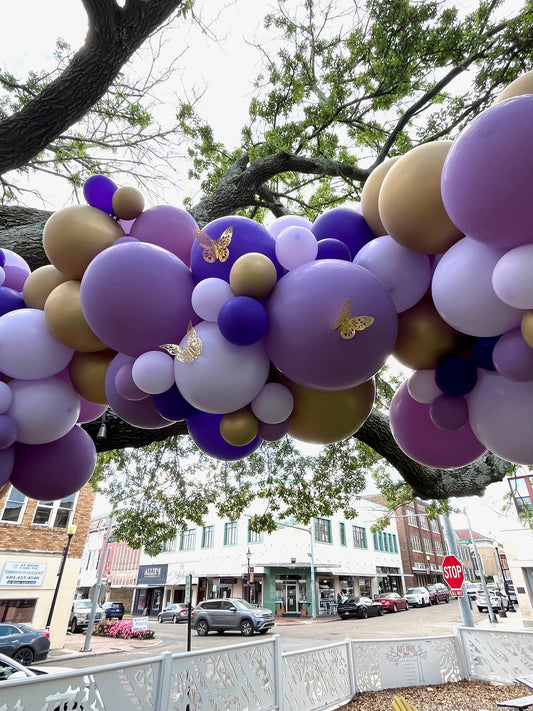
337 596 384 619
0 623 50 665
374 592 409 612
157 603 189 624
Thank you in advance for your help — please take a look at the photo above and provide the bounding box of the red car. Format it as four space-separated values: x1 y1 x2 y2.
373 592 409 612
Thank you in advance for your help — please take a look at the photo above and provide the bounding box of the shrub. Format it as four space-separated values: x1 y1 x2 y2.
93 619 154 640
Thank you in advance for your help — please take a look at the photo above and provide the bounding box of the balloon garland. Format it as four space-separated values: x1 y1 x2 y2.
0 75 533 502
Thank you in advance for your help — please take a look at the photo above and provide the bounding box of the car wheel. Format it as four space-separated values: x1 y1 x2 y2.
196 620 209 636
240 619 254 636
445 596 449 603
420 599 425 608
172 615 178 624
13 647 34 666
118 615 124 620
70 618 78 633
377 607 384 616
405 603 409 610
477 607 483 612
393 604 398 613
157 615 163 623
359 607 368 619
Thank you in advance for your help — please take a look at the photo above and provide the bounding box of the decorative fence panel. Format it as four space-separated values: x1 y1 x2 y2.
458 627 533 684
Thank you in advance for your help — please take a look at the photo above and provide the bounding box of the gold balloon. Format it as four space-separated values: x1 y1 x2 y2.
220 407 259 446
495 70 533 103
112 186 145 221
393 294 471 370
43 205 124 279
229 252 278 300
68 349 115 404
521 310 533 348
277 374 375 444
361 156 400 237
22 265 68 310
378 141 463 254
44 280 107 352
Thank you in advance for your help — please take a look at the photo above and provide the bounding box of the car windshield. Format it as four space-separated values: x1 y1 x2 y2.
406 588 423 594
378 593 395 599
75 601 92 609
342 597 361 603
234 600 256 610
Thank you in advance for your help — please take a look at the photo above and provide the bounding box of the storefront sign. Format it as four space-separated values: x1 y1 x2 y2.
0 562 47 587
137 564 168 586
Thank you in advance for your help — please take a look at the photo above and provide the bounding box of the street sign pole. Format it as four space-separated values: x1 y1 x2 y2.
441 514 474 627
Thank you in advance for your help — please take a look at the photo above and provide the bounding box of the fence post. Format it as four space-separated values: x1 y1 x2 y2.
273 634 285 711
346 637 357 697
454 626 471 680
154 651 173 711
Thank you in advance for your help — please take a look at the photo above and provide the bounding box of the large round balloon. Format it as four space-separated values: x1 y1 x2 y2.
468 370 533 464
2 249 31 292
441 96 533 250
0 287 25 317
267 215 313 239
360 157 400 237
492 244 533 310
43 205 124 279
354 235 432 313
173 322 270 414
190 216 283 282
10 425 97 500
0 308 74 380
186 409 262 460
494 70 533 103
45 280 107 352
267 260 397 390
378 141 463 254
130 205 198 266
390 382 486 468
311 207 374 259
432 237 523 337
80 240 196 357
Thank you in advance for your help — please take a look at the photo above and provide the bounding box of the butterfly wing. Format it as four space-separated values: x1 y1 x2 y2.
195 229 216 263
352 316 374 331
214 227 233 263
186 323 203 358
333 298 353 332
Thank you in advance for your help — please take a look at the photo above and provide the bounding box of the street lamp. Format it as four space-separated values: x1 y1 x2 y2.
246 548 251 603
493 542 515 612
46 524 77 630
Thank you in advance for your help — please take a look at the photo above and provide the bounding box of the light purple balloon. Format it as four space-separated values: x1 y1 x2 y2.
267 215 313 239
407 370 440 404
192 278 234 322
431 237 523 337
1 249 31 291
0 447 14 487
80 241 196 358
0 415 17 449
0 308 74 380
10 426 96 500
442 96 533 250
132 351 175 395
492 328 533 382
468 370 533 464
354 235 432 313
266 260 398 391
0 382 13 413
130 205 198 266
430 394 468 431
115 362 149 401
105 353 172 428
492 244 533 309
390 382 486 469
275 226 318 270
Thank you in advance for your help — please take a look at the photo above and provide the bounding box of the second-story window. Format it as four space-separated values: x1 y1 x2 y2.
407 508 418 526
224 521 238 546
353 525 367 548
247 523 262 544
180 529 196 551
411 534 421 551
1 487 26 524
202 525 214 548
339 522 346 546
314 517 332 543
33 494 76 529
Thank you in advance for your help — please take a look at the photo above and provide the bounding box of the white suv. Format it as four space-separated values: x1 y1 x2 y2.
404 587 431 607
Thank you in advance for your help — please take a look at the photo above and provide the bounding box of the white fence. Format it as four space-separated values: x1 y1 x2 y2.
2 627 533 711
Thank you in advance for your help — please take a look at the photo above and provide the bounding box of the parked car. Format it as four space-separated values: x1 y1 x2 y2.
191 598 275 636
373 592 409 613
475 587 509 612
404 587 431 608
0 651 73 683
68 599 105 633
157 603 189 624
102 601 125 620
427 583 450 604
337 596 384 619
0 623 50 665
464 582 480 600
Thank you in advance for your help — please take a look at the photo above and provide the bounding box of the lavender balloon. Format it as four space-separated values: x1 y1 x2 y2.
492 329 533 382
430 395 469 431
130 205 198 266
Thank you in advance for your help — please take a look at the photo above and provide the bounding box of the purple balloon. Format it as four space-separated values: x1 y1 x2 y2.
80 241 196 357
190 216 283 283
267 215 313 239
0 447 14 487
493 329 533 382
390 382 486 469
258 418 290 441
115 363 149 401
130 205 198 267
442 96 533 250
10 426 96 500
430 394 469 431
0 250 5 268
266 260 398 391
316 239 352 261
153 384 194 421
83 174 117 214
186 409 262 460
0 286 25 316
105 353 172 429
218 297 268 346
0 415 17 449
312 207 374 259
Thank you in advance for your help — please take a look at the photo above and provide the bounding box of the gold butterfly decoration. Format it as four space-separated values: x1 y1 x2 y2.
160 321 202 363
332 298 374 340
195 226 233 263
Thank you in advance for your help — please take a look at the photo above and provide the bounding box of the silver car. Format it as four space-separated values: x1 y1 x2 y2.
68 600 105 633
191 598 275 636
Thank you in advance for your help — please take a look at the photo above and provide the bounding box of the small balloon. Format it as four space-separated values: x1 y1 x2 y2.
360 157 401 237
316 239 352 261
132 350 175 395
275 226 318 271
229 253 278 300
407 370 440 404
435 356 478 397
111 186 145 221
69 350 115 404
257 418 290 442
220 407 259 446
23 265 68 310
153 384 194 421
192 278 234 322
471 336 499 371
312 207 374 259
0 415 17 449
44 280 107 352
492 329 533 382
251 382 294 424
83 174 117 214
187 409 262 461
115 362 149 401
430 394 469 431
218 296 268 346
267 215 313 239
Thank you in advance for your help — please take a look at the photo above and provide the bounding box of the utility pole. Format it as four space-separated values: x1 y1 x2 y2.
441 513 474 627
464 509 497 624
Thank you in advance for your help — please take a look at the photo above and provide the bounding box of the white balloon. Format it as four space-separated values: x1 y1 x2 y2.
251 383 294 424
174 322 270 414
492 244 533 309
7 377 80 445
192 278 234 321
267 215 313 239
275 226 318 270
407 370 440 404
132 351 175 395
0 308 74 380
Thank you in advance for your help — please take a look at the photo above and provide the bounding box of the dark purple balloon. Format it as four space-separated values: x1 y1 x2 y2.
0 446 14 487
435 356 478 397
0 250 5 268
153 384 194 421
0 415 17 449
190 216 283 283
316 238 352 261
10 426 96 500
311 207 374 259
83 174 117 214
471 336 499 371
186 409 262 460
258 418 290 441
218 296 268 346
0 287 25 316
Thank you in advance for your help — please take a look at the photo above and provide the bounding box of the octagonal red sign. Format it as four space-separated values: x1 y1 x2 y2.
442 554 464 589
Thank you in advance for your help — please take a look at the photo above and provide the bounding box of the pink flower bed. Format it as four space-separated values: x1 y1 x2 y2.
93 619 154 640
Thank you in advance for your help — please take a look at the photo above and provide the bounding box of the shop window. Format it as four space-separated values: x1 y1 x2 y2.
0 598 36 623
202 525 214 548
33 493 76 529
224 521 237 546
1 488 27 524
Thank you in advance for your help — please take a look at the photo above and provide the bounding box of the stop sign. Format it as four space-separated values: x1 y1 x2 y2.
442 554 464 589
